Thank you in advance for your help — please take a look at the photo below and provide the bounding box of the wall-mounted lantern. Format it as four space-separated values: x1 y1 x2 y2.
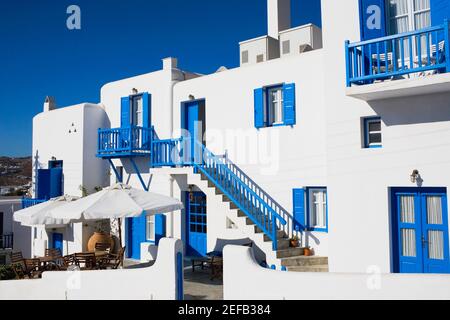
410 170 420 183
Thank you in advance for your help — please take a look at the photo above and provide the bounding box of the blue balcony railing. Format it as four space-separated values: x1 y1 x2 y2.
22 198 46 209
346 21 450 87
97 126 153 158
151 137 185 167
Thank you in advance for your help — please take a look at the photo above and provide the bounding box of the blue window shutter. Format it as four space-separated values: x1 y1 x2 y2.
293 189 306 232
121 96 130 128
155 214 166 245
142 93 151 128
359 0 387 40
283 83 296 126
37 169 51 200
431 0 450 27
254 88 265 129
49 168 63 198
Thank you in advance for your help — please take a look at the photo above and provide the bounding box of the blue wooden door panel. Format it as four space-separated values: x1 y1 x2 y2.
185 192 207 257
421 192 450 274
37 169 51 200
52 233 63 254
392 188 450 274
126 214 146 260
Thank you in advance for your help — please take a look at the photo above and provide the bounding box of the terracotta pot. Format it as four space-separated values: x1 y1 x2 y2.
289 240 299 248
303 248 312 256
87 232 114 252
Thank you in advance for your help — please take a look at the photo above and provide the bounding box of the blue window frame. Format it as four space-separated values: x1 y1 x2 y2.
363 117 382 149
292 187 328 233
254 83 296 128
306 187 328 232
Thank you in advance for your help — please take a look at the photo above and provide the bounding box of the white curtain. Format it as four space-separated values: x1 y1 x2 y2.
428 230 444 260
427 196 443 225
402 228 417 257
413 0 431 30
388 0 410 34
400 196 415 223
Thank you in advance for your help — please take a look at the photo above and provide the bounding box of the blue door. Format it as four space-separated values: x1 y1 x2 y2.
181 100 205 164
392 188 450 273
185 191 207 257
126 215 146 260
51 233 63 254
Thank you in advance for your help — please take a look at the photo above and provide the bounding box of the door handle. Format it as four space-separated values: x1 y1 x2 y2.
421 236 429 247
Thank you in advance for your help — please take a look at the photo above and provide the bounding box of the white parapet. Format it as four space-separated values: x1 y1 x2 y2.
0 238 183 300
223 245 450 300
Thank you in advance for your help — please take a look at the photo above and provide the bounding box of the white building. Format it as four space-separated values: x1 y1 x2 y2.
25 0 450 275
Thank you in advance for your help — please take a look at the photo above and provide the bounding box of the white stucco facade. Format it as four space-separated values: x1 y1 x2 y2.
22 0 450 280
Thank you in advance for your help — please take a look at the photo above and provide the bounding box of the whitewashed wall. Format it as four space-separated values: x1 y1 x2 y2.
223 245 450 300
0 238 183 300
0 199 32 257
173 50 329 256
321 0 450 272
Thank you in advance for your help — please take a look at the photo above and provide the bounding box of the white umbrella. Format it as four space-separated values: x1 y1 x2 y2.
47 183 184 220
14 195 79 227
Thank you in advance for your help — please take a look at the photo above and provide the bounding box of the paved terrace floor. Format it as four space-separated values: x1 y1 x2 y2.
124 259 224 300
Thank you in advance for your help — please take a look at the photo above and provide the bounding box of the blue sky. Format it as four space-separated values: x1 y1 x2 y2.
0 0 321 157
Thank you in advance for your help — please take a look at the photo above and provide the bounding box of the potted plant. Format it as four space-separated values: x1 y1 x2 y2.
303 246 313 256
289 235 300 248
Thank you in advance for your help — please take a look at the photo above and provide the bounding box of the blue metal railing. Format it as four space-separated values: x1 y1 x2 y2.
0 233 13 250
191 141 287 251
346 21 450 87
150 133 295 250
22 198 46 209
97 126 153 157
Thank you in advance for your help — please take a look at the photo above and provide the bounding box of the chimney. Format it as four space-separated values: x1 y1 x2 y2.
163 57 178 70
267 0 291 39
43 96 56 112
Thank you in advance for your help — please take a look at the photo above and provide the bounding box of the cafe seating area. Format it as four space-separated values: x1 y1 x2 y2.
9 242 126 280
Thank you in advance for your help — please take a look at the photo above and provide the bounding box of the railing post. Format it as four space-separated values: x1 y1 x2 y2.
444 20 450 73
345 40 351 87
272 216 277 251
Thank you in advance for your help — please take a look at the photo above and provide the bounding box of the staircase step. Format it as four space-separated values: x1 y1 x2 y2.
215 188 223 195
287 265 329 273
276 247 305 259
281 256 329 267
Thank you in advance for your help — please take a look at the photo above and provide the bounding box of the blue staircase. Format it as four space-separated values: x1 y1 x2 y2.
150 135 299 251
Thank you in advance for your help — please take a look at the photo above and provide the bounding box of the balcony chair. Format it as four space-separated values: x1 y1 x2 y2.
98 247 125 270
74 252 97 270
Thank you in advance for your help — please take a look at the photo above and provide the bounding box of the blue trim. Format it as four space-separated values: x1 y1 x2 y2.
129 157 148 191
108 159 123 183
363 116 382 149
176 252 184 300
305 187 328 233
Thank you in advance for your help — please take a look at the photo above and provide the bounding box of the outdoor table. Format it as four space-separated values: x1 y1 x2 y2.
37 256 59 270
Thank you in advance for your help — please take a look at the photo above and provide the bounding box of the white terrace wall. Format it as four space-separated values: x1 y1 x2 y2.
0 238 183 300
173 51 329 256
223 245 450 300
321 0 450 273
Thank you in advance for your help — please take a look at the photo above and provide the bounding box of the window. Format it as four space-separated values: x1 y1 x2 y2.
242 50 249 64
131 95 143 127
267 86 284 126
146 215 155 242
363 117 382 148
282 40 290 54
307 188 328 231
256 54 264 63
387 0 431 35
254 83 296 128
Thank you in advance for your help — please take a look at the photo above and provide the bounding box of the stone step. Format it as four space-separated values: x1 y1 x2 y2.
287 265 329 273
276 247 305 259
263 232 287 241
281 256 329 267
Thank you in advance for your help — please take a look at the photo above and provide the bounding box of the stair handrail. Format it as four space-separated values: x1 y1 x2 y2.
192 141 286 251
221 155 298 239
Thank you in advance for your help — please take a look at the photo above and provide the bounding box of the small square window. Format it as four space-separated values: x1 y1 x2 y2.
256 54 264 63
241 50 249 64
363 117 382 148
282 40 290 54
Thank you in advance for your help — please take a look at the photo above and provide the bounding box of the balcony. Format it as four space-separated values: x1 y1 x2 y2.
0 233 13 250
345 22 450 101
96 126 153 159
22 198 46 209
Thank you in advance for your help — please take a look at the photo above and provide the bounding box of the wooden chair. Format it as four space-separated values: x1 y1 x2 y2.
11 252 24 264
94 242 111 253
74 253 97 270
45 248 62 258
98 247 125 270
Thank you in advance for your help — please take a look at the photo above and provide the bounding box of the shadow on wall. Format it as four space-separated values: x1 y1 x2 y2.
303 232 320 248
213 237 266 264
368 92 450 126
